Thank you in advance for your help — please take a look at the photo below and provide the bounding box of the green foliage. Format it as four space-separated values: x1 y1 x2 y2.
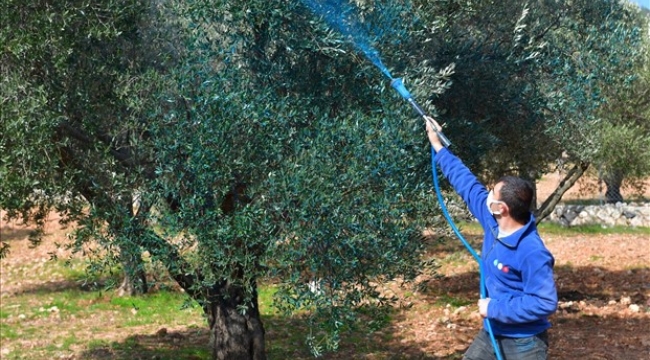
592 9 650 189
540 0 646 161
140 1 440 353
593 122 650 178
0 0 158 261
417 0 556 181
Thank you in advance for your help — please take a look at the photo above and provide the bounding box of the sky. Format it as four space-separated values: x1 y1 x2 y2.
630 0 650 9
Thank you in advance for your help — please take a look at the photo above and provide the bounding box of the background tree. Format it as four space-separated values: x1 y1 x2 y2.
404 0 646 218
533 0 647 216
407 0 557 185
592 6 650 203
0 0 161 294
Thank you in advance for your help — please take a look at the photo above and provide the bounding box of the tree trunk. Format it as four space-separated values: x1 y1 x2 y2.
534 161 590 223
142 229 266 360
116 194 150 296
117 251 148 296
115 212 149 296
208 284 266 360
602 170 623 203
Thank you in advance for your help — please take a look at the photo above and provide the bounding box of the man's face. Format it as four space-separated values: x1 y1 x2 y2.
488 182 506 216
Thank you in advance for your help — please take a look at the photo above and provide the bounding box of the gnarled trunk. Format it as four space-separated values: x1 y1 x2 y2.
207 284 266 360
603 170 624 203
142 229 266 360
117 251 148 296
114 201 149 296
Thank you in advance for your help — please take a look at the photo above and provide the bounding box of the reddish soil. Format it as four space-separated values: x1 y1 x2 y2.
382 230 650 360
377 175 650 359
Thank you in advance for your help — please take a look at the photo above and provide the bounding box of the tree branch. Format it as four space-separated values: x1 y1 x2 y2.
534 161 590 223
143 228 203 298
57 121 154 178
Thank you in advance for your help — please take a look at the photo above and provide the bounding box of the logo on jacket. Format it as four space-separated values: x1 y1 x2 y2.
493 259 510 273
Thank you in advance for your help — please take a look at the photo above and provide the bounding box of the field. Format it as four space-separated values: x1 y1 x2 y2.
1 177 649 359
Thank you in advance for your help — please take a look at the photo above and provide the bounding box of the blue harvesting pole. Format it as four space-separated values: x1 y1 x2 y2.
390 78 452 148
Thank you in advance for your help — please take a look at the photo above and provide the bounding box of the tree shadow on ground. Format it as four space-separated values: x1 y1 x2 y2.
8 278 116 297
76 311 465 360
420 264 649 304
549 265 650 359
1 212 68 242
0 226 36 242
78 327 210 360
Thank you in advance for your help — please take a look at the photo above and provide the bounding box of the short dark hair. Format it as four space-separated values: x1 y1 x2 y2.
497 176 534 224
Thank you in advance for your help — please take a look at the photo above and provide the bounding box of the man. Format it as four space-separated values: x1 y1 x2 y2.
425 118 558 360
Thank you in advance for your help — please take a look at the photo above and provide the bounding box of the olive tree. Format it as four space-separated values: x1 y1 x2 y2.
593 7 650 202
0 0 161 294
2 1 441 358
405 0 648 218
533 0 648 214
132 1 446 358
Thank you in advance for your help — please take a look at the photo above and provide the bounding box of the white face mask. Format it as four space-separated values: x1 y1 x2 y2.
487 190 504 216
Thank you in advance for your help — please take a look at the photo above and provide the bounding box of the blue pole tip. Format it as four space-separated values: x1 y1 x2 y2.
390 78 412 100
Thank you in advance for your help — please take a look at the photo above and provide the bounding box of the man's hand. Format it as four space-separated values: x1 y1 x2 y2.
478 298 491 318
424 116 444 152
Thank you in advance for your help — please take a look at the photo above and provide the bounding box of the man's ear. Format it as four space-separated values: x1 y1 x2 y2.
499 202 509 216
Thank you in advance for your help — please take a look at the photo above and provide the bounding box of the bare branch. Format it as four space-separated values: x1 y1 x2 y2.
534 161 590 223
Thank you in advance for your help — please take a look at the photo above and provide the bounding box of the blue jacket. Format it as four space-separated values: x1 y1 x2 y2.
434 148 558 337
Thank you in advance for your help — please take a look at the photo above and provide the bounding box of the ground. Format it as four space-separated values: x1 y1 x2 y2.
379 175 650 360
388 230 650 360
1 176 649 359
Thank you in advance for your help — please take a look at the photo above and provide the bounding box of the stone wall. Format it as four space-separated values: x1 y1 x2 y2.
545 202 650 228
444 198 650 228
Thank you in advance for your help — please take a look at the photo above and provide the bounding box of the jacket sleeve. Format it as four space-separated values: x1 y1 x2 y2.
487 248 558 323
432 147 493 225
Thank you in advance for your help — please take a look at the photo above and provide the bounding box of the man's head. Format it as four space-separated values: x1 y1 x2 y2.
491 176 534 224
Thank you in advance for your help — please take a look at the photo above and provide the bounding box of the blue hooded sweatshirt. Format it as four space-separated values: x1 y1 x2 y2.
434 147 558 337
